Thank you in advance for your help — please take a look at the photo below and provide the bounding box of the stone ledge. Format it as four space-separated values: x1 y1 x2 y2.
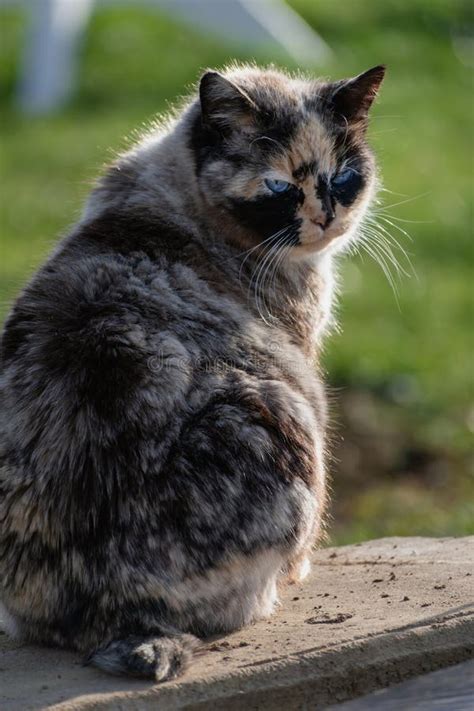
1 536 473 710
329 659 474 710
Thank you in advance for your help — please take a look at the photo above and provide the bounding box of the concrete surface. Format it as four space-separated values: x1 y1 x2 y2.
330 659 474 710
1 536 473 710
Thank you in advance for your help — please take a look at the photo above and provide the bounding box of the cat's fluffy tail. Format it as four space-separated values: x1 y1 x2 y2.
86 632 199 681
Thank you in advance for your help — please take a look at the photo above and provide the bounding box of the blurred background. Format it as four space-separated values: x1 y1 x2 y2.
1 0 472 543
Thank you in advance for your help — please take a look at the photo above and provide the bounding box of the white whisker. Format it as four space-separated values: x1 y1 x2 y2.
358 234 401 309
364 216 417 279
361 228 404 277
252 230 293 324
237 224 293 286
377 214 431 225
373 192 430 211
375 215 415 241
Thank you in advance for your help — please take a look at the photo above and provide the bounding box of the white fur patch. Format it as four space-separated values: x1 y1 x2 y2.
295 557 311 582
160 548 283 633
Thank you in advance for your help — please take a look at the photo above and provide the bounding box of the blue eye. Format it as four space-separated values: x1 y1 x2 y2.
332 168 356 187
265 178 292 194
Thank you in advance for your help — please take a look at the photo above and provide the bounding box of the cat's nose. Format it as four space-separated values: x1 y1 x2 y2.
317 181 336 224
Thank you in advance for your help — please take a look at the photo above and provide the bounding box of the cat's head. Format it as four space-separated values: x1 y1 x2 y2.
189 65 385 258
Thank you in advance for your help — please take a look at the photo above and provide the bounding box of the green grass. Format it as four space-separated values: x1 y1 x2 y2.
1 1 472 542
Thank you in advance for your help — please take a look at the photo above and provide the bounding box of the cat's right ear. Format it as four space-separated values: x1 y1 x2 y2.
322 65 386 127
199 72 258 134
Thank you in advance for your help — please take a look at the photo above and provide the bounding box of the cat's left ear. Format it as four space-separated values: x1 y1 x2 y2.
324 65 386 125
199 71 259 134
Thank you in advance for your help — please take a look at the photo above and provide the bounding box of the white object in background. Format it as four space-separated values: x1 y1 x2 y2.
12 0 330 115
18 0 94 114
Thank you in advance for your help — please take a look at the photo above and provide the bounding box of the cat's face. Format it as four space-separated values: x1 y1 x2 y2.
190 66 385 258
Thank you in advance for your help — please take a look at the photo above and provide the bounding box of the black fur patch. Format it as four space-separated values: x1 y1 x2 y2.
228 188 302 239
188 107 222 175
332 171 365 207
292 161 317 181
316 176 336 224
188 99 301 176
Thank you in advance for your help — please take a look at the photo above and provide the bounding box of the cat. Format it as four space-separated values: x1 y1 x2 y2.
0 63 385 681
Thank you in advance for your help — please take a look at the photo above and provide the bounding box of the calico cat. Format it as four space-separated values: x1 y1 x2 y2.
0 64 385 681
